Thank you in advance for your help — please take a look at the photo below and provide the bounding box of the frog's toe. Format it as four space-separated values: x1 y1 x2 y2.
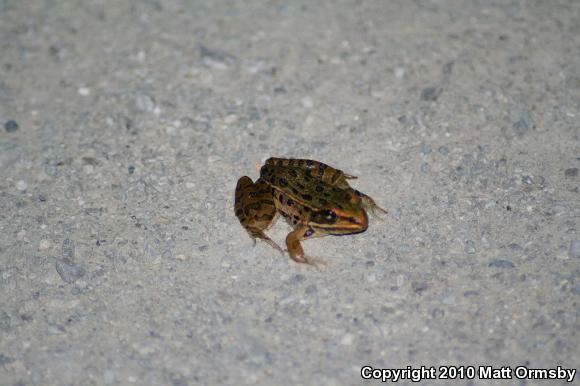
290 253 325 267
360 195 388 217
261 237 284 255
304 256 326 268
371 204 388 217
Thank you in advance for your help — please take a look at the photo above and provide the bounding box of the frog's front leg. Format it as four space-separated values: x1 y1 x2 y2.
285 225 324 266
358 192 388 216
235 176 283 253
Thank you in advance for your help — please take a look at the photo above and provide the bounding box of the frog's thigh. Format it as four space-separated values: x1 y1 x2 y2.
235 177 282 252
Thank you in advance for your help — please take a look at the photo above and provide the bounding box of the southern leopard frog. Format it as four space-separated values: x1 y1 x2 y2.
234 158 386 265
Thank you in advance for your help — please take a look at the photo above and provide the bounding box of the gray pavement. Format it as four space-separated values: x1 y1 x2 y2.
0 1 579 385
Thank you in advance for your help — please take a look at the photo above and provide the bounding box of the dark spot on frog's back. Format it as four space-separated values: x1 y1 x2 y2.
286 199 294 206
318 198 328 206
301 193 312 201
315 185 323 192
279 177 288 187
306 160 314 167
287 169 298 178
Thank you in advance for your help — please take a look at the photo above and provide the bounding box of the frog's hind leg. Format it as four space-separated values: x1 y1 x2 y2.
235 176 283 254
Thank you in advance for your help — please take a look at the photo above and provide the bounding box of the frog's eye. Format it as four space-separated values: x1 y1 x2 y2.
324 210 337 222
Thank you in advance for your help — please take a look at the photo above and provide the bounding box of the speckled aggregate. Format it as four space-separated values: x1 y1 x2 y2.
0 1 578 385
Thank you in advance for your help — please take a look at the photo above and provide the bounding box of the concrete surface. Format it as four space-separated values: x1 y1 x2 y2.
1 0 579 385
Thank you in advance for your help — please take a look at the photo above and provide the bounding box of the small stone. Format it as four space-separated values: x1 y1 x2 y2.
421 87 441 101
431 308 445 319
289 274 306 285
304 284 317 296
200 45 235 69
16 180 27 191
104 369 115 384
420 144 432 155
128 165 135 174
488 259 515 268
78 87 91 96
412 282 428 294
510 106 532 137
273 86 287 94
38 239 51 251
175 254 189 261
135 93 155 112
300 96 314 109
62 239 75 260
438 146 449 155
4 120 19 132
44 164 59 177
156 216 170 225
0 354 14 366
569 240 580 259
464 240 477 254
83 164 94 174
55 259 85 283
224 114 238 124
564 168 578 177
340 333 354 346
522 175 533 184
394 67 405 78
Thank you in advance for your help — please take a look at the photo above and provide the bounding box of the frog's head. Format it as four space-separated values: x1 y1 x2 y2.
310 205 368 235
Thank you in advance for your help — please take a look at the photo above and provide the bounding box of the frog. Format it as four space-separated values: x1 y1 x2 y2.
234 157 387 265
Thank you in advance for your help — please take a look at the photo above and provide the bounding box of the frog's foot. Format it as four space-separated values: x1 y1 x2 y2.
288 252 326 268
343 173 358 179
254 234 284 255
